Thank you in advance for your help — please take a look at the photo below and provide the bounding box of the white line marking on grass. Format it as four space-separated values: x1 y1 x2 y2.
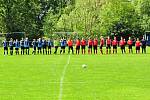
0 81 85 84
58 55 71 100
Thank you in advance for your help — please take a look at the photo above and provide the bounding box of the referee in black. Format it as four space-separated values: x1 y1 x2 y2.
141 37 147 54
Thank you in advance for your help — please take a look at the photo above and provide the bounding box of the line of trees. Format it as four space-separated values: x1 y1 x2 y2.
0 0 74 37
0 0 150 38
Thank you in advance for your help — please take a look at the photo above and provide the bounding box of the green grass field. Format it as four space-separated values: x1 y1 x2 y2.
0 47 150 100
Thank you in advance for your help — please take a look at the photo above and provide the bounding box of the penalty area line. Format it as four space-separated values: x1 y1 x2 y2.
58 55 70 100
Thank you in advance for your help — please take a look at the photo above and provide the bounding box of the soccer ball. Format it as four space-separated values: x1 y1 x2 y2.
82 64 87 68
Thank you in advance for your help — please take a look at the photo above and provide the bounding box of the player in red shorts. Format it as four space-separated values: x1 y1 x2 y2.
119 37 126 54
100 36 104 54
81 38 86 54
76 38 80 55
88 38 93 54
93 38 98 54
106 36 111 54
112 37 118 54
135 38 141 54
127 37 133 53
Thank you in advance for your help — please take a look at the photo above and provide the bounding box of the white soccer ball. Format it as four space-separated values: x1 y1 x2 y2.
82 64 87 68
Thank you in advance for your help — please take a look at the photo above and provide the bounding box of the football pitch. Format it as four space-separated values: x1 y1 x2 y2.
0 47 150 100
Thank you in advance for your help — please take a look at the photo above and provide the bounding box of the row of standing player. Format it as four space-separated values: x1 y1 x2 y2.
99 36 147 54
2 36 147 55
64 36 147 55
2 38 60 55
75 36 147 55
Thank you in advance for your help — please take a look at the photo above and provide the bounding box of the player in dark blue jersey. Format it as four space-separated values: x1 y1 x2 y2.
42 38 47 55
62 37 67 54
141 37 147 54
60 38 66 54
20 38 24 55
24 38 30 55
14 39 20 55
32 39 37 55
47 39 52 55
9 38 14 55
2 39 8 55
37 38 42 54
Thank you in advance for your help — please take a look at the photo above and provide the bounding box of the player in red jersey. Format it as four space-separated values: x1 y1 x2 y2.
135 38 141 54
88 38 93 54
106 36 111 54
67 38 74 54
93 38 98 54
119 37 126 54
112 37 118 54
76 38 80 55
100 36 104 54
81 38 86 54
127 37 133 53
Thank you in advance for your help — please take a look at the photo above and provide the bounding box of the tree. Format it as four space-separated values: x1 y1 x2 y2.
0 0 6 32
43 0 75 35
1 0 41 36
1 0 150 38
138 0 150 32
52 0 106 34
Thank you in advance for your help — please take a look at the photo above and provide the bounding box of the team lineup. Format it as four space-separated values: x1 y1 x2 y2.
2 36 147 55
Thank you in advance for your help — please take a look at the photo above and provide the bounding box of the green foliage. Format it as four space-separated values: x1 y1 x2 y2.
43 0 150 37
0 0 74 37
0 0 41 35
1 0 150 37
0 0 6 32
138 0 150 32
43 11 58 35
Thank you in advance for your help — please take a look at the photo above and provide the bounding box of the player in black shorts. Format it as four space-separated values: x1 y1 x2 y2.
67 38 74 54
141 37 147 54
100 36 104 54
37 38 42 54
112 37 118 54
127 37 133 54
81 38 86 54
88 38 93 54
135 38 141 54
2 39 8 55
60 38 65 54
47 39 52 55
32 39 37 55
20 38 24 55
75 38 81 55
119 37 126 54
9 38 14 55
93 38 98 54
24 38 30 55
63 37 67 54
42 38 47 55
14 39 20 55
106 36 111 54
